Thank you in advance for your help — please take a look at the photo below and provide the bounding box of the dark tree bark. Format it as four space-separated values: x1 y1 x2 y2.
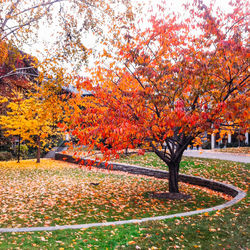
36 135 41 163
168 161 181 193
151 132 194 194
17 134 21 163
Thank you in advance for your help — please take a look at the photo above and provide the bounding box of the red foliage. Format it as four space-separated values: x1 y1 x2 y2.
64 0 249 192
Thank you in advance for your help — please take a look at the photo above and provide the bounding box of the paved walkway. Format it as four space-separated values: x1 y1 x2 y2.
184 150 250 163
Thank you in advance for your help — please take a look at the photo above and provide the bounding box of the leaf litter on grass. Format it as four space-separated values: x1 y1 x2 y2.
0 156 248 249
0 159 228 228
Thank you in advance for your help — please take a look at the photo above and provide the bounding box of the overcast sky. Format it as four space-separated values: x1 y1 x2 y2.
22 0 233 75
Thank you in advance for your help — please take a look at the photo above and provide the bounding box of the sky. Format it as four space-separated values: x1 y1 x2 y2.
20 0 234 75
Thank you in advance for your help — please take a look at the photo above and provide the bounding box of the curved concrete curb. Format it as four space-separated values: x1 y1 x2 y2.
0 154 246 233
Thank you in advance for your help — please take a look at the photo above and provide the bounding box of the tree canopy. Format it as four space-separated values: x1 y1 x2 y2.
64 0 249 193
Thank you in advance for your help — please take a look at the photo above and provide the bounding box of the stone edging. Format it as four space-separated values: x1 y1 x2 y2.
0 153 246 233
55 153 242 197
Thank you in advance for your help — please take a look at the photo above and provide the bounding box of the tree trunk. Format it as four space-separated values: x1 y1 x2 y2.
17 134 21 163
150 135 192 194
168 162 180 193
36 135 41 163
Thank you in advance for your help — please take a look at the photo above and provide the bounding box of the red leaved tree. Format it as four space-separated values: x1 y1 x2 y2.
66 0 249 193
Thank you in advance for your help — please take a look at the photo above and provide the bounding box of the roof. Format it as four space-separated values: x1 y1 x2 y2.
62 85 92 97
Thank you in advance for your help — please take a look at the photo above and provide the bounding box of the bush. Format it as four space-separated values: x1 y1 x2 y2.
239 141 247 147
0 151 13 161
20 144 29 159
202 141 211 149
232 142 240 147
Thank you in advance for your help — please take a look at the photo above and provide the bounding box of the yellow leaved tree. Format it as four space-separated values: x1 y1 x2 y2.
0 90 64 163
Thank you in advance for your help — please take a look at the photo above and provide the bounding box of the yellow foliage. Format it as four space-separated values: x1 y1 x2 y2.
0 91 63 148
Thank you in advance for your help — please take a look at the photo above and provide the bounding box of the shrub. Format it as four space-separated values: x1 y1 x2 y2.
202 141 211 149
239 141 247 147
0 151 13 161
20 144 29 159
232 142 240 147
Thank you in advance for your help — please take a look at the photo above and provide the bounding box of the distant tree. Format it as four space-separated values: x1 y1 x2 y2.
0 41 39 102
0 89 66 163
0 0 134 73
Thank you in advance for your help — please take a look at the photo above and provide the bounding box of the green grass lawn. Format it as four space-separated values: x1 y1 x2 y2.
0 155 249 249
0 159 225 228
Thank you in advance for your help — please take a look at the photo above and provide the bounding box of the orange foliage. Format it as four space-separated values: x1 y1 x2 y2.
63 0 250 192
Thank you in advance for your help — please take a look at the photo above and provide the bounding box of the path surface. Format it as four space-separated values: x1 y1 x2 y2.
184 150 250 163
